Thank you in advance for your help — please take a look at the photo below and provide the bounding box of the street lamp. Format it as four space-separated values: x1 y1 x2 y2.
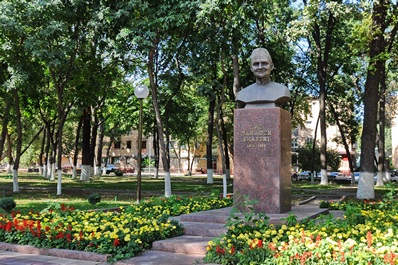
134 84 149 202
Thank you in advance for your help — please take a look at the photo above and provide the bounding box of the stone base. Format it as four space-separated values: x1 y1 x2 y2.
234 108 291 213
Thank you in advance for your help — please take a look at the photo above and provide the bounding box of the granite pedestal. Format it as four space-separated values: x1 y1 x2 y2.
234 108 291 213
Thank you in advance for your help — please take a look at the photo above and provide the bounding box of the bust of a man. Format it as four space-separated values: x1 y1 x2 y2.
236 48 291 108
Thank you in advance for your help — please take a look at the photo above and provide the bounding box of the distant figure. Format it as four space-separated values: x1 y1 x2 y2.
236 48 291 108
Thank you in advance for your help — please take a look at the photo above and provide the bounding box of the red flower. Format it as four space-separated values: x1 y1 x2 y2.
56 232 64 239
5 221 12 232
367 231 373 248
257 239 263 248
113 238 120 246
230 246 235 255
268 242 277 252
216 246 225 255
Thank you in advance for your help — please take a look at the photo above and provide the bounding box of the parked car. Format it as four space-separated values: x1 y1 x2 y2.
391 170 398 182
327 172 343 180
104 164 119 174
297 171 310 181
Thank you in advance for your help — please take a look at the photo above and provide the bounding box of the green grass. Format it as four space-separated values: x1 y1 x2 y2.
0 173 233 214
0 172 392 215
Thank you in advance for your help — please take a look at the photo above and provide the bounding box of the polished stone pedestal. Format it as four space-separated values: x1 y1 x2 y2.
234 108 292 213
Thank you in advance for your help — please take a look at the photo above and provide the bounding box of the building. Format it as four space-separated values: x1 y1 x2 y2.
292 99 357 174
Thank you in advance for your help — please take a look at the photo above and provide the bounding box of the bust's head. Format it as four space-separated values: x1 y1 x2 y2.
250 48 274 84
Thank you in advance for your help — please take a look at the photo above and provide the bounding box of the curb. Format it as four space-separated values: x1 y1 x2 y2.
0 242 110 263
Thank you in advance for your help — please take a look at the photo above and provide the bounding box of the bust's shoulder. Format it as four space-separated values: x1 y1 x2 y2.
268 81 288 89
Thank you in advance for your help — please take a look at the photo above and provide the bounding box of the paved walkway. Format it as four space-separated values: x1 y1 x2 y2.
0 250 109 265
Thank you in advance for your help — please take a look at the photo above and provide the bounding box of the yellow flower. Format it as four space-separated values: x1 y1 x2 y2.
124 234 131 241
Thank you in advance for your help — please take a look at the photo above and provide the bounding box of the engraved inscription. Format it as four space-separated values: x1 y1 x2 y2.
241 125 272 148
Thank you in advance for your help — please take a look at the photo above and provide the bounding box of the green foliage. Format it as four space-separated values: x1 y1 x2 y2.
0 197 16 213
87 193 101 205
281 212 298 226
226 195 270 235
296 142 341 172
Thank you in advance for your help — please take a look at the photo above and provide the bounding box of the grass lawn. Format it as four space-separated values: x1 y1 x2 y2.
0 172 391 214
0 172 234 214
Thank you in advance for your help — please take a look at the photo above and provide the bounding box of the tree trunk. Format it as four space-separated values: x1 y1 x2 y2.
39 127 45 175
376 63 386 186
43 128 51 179
206 98 216 184
357 1 386 199
329 104 355 183
81 107 91 181
6 133 13 174
96 122 105 176
310 7 337 185
90 108 99 176
72 115 83 179
12 86 22 192
0 100 11 162
148 42 171 197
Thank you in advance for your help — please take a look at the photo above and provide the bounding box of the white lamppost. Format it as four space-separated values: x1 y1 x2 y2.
134 84 149 202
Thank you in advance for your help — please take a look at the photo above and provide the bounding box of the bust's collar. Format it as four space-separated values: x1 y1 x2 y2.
256 79 271 85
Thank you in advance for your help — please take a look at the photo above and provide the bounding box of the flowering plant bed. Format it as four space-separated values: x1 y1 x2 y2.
205 187 398 265
0 195 232 262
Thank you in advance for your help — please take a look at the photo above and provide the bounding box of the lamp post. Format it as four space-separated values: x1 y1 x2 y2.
134 84 149 202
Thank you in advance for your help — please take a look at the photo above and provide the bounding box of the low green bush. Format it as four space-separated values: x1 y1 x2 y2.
87 193 101 205
0 197 16 213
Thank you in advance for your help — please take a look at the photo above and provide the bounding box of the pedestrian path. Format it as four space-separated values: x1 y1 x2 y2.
0 250 109 265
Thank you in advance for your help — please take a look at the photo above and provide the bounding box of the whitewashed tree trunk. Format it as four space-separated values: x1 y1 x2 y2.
80 165 91 181
207 169 213 184
56 169 62 195
72 165 77 179
94 166 101 176
320 169 328 185
222 173 227 198
39 166 43 175
164 172 171 197
50 163 56 181
42 165 47 178
6 164 12 174
375 171 385 186
357 172 375 199
12 169 19 192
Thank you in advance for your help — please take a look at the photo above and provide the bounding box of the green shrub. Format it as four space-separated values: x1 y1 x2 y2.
0 197 16 213
87 193 101 205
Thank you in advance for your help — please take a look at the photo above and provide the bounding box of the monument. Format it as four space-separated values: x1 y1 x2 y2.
234 48 292 214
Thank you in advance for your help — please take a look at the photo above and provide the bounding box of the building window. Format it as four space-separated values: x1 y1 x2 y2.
126 141 132 149
114 141 121 149
112 157 120 164
142 140 147 149
292 138 298 149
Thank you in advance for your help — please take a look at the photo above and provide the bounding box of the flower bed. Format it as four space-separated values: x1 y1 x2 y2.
0 195 232 262
205 188 398 265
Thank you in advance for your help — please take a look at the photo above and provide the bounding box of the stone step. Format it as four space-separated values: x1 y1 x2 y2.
114 250 213 265
178 207 232 224
151 235 212 255
180 221 227 237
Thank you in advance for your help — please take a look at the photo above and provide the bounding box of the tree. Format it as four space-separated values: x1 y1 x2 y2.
357 1 393 199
